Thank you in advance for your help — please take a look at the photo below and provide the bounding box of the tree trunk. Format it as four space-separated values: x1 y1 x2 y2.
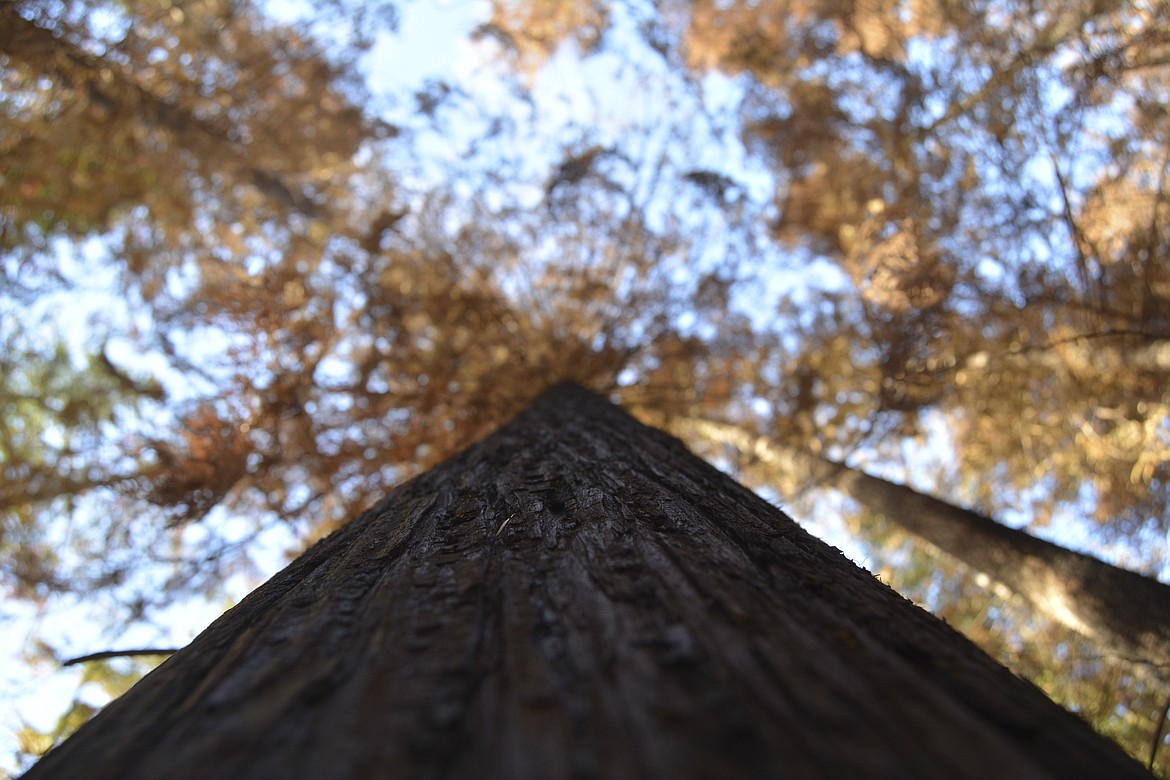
26 385 1148 779
685 418 1170 670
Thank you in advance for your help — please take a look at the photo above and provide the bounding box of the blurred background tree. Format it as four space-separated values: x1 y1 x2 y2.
2 0 1168 775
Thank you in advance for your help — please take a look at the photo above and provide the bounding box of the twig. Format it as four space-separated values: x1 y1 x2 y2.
62 648 180 667
495 514 514 537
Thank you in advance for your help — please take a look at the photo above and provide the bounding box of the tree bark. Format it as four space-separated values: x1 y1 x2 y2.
26 385 1149 779
685 418 1170 670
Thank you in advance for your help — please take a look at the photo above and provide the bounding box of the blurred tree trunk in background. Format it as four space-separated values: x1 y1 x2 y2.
685 418 1170 671
24 385 1148 779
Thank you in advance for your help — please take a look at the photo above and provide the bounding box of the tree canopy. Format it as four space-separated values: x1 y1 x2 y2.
2 0 1168 774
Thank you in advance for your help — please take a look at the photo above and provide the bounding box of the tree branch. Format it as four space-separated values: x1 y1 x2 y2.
62 649 179 667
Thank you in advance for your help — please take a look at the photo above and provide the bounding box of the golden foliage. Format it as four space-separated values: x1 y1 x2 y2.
146 406 253 523
481 0 610 73
848 219 955 312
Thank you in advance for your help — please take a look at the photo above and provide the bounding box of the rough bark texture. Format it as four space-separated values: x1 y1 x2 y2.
686 419 1170 671
26 385 1149 779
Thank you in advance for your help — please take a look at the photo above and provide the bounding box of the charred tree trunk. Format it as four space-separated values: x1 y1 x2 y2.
686 418 1170 670
26 385 1148 779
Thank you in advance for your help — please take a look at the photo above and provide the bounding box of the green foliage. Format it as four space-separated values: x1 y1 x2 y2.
0 327 162 597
